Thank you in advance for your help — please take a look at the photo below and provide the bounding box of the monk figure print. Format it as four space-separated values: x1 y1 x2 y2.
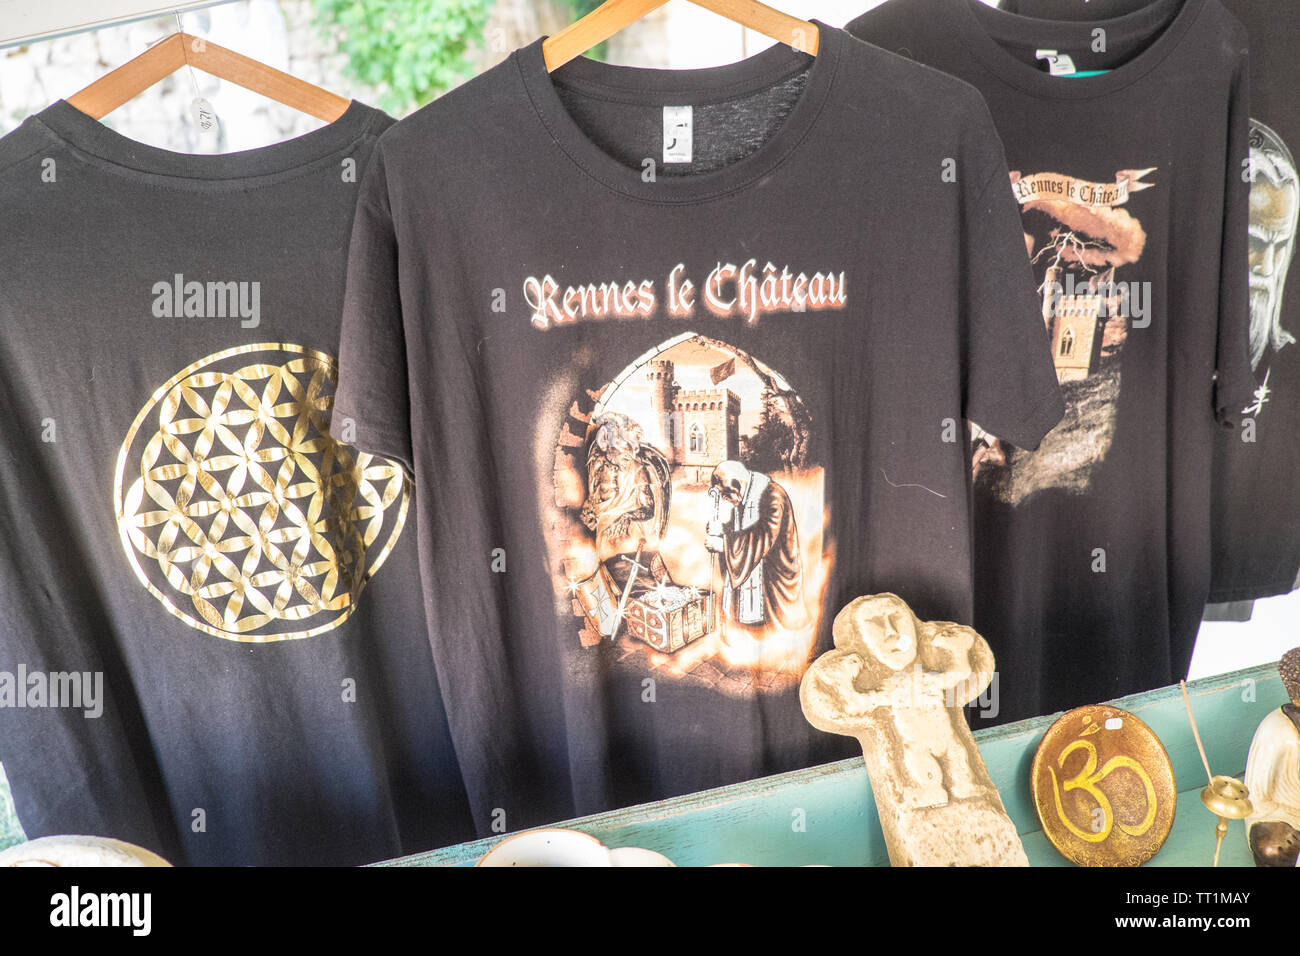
707 460 807 632
546 331 832 697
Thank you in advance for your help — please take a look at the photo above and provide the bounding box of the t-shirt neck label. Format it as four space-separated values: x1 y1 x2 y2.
663 106 693 164
1035 49 1077 75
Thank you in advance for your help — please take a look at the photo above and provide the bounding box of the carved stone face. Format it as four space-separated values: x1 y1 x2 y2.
861 604 918 672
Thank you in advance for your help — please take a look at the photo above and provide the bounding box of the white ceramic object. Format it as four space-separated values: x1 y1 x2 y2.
0 835 171 867
606 846 675 867
476 828 674 867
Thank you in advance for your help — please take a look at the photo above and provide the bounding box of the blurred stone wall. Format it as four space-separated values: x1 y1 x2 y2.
0 0 577 147
0 1 378 147
0 1 879 145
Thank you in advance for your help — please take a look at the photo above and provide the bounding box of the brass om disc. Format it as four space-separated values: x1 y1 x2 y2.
1031 705 1176 866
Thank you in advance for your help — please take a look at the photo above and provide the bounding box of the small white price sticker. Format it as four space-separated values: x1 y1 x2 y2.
192 97 217 132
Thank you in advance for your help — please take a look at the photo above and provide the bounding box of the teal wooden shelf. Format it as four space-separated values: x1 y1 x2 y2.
377 662 1286 867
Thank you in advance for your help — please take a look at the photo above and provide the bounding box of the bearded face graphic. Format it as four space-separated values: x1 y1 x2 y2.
1248 122 1299 371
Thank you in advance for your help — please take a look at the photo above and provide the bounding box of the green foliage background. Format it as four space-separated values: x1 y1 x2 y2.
313 0 609 116
312 0 491 114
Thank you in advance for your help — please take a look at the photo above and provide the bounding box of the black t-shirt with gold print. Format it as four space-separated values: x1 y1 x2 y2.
0 101 474 865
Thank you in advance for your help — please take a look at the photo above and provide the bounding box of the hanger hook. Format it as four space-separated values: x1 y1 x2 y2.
173 9 202 98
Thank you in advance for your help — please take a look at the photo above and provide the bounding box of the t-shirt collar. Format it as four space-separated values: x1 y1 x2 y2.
515 19 843 204
32 98 383 189
951 0 1206 100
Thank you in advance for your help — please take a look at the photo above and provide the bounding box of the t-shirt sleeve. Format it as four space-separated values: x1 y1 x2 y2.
960 107 1066 451
1213 49 1257 427
332 141 415 473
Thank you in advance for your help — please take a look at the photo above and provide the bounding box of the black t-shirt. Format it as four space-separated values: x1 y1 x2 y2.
849 0 1254 726
0 100 474 865
333 21 1064 828
1004 0 1300 608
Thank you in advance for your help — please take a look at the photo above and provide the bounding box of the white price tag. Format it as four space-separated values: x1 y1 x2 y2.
192 96 217 132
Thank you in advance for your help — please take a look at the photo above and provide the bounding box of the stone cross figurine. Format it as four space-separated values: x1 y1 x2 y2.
800 593 1028 866
1244 647 1300 867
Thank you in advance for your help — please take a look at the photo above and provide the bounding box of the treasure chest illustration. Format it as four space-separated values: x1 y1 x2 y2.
624 581 715 653
573 549 715 653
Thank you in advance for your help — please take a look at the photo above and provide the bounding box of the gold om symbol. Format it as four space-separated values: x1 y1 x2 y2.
1049 740 1157 843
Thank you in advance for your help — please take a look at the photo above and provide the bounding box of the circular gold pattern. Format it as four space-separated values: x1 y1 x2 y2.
1031 705 1177 867
114 343 408 642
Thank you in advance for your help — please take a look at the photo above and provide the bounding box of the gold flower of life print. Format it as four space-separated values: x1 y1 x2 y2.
113 343 409 642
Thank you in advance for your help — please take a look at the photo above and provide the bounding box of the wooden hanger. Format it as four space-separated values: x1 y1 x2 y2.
67 32 350 122
543 0 819 72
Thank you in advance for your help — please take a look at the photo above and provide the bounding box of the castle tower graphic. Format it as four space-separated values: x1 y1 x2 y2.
645 359 740 483
1041 264 1118 383
645 359 678 452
